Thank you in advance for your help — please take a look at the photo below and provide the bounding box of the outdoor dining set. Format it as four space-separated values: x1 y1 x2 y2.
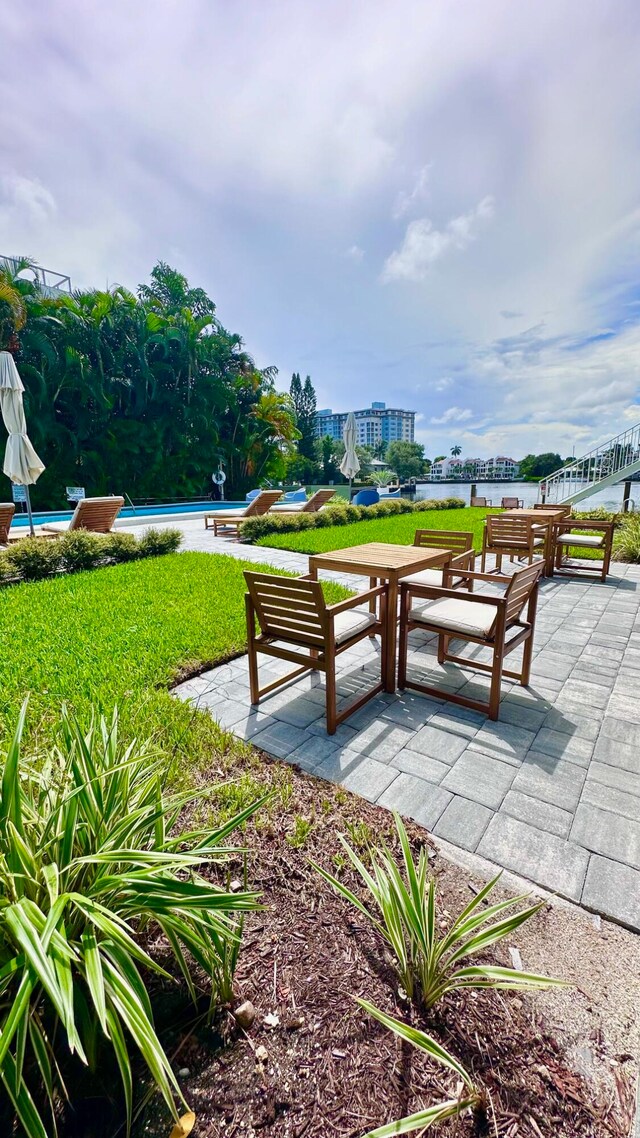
243 505 616 732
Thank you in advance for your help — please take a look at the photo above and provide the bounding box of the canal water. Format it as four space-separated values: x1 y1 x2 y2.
414 481 638 511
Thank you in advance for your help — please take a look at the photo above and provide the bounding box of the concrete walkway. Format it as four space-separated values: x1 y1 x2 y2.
142 519 640 931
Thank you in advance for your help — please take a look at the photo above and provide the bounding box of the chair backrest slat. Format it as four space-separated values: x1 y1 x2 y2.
245 571 327 646
501 497 520 509
0 503 15 544
486 515 534 548
471 496 489 507
303 489 336 512
414 529 473 554
70 497 124 532
245 490 283 517
505 562 542 624
533 503 571 517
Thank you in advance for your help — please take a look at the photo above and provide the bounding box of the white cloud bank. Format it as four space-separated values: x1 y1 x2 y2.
382 196 495 282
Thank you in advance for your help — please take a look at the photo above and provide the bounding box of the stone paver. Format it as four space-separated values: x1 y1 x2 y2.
167 518 640 930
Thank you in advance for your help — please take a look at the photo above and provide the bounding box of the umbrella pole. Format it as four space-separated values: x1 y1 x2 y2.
24 485 35 537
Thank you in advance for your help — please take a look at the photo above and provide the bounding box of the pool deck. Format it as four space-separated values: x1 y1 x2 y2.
138 518 640 932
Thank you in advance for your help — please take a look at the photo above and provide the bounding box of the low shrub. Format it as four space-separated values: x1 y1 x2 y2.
314 812 563 1009
59 529 104 572
240 496 467 543
613 513 640 562
100 530 141 562
0 703 263 1136
137 526 183 557
1 527 183 586
572 506 621 523
4 536 64 580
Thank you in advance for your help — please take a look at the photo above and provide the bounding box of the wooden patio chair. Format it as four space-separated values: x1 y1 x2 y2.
0 503 15 547
244 571 387 735
405 530 476 592
205 489 283 535
480 514 545 573
271 488 336 514
470 496 492 507
42 496 124 535
398 561 543 720
552 518 615 582
501 496 524 509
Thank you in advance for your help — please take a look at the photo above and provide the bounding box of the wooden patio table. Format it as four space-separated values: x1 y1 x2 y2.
502 508 568 575
307 542 451 692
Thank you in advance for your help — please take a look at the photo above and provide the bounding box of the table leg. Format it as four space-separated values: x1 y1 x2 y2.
384 578 398 692
544 525 554 577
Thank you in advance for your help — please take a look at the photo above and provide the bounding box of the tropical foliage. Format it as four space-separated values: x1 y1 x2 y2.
0 702 263 1136
0 258 298 506
358 1000 481 1137
314 813 563 1008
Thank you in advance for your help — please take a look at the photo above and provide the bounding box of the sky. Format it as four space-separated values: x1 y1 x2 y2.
2 0 640 461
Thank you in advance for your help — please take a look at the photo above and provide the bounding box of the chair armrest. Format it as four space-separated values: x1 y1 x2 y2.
400 581 506 607
449 550 476 570
440 568 511 585
327 584 387 616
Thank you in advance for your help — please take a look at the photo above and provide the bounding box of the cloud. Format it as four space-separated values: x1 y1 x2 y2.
432 377 453 392
0 174 56 225
345 244 364 262
393 164 431 219
500 309 523 319
381 196 495 282
430 406 474 425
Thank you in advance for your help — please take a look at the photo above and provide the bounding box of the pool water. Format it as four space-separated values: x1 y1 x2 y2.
11 500 245 527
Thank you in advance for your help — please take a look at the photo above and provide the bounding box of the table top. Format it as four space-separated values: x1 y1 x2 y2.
308 542 450 578
503 508 567 521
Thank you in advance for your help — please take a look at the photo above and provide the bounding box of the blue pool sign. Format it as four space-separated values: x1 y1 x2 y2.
66 487 85 502
11 484 27 504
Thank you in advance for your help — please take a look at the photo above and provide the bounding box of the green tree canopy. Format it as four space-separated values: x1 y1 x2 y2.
289 372 318 461
385 440 425 480
518 453 563 479
3 258 298 505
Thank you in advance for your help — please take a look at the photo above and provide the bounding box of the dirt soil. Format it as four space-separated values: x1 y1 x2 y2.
136 753 640 1138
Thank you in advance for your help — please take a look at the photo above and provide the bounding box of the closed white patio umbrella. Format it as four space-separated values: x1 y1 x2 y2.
339 412 360 499
0 350 45 536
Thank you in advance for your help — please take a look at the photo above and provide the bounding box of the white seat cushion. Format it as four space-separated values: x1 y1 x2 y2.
333 607 377 644
403 568 444 587
271 503 306 512
41 521 71 533
555 533 604 548
411 598 496 639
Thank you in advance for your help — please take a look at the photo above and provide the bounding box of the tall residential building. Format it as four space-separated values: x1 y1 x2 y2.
315 402 415 446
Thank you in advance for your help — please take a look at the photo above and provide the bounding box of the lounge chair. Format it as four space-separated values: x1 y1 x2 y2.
271 488 337 514
470 496 492 507
501 496 524 509
480 515 545 573
42 496 124 535
552 518 615 582
398 561 543 720
204 489 283 536
244 571 387 735
0 503 15 547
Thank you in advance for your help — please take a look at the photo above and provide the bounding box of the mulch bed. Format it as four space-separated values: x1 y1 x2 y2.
134 756 636 1138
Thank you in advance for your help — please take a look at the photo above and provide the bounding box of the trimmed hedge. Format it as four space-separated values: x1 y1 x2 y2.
0 526 183 584
239 497 466 543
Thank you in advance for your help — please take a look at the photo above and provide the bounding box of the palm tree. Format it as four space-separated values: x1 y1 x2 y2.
451 445 462 457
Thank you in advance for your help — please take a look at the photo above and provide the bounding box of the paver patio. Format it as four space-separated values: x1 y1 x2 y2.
147 517 640 931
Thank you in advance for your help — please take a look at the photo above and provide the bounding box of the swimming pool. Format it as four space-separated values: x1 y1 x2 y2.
11 500 245 528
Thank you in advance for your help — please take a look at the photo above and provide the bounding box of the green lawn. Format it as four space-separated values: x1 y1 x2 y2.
0 552 346 779
256 506 491 554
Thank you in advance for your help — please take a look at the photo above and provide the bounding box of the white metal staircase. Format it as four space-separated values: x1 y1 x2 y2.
540 423 640 505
